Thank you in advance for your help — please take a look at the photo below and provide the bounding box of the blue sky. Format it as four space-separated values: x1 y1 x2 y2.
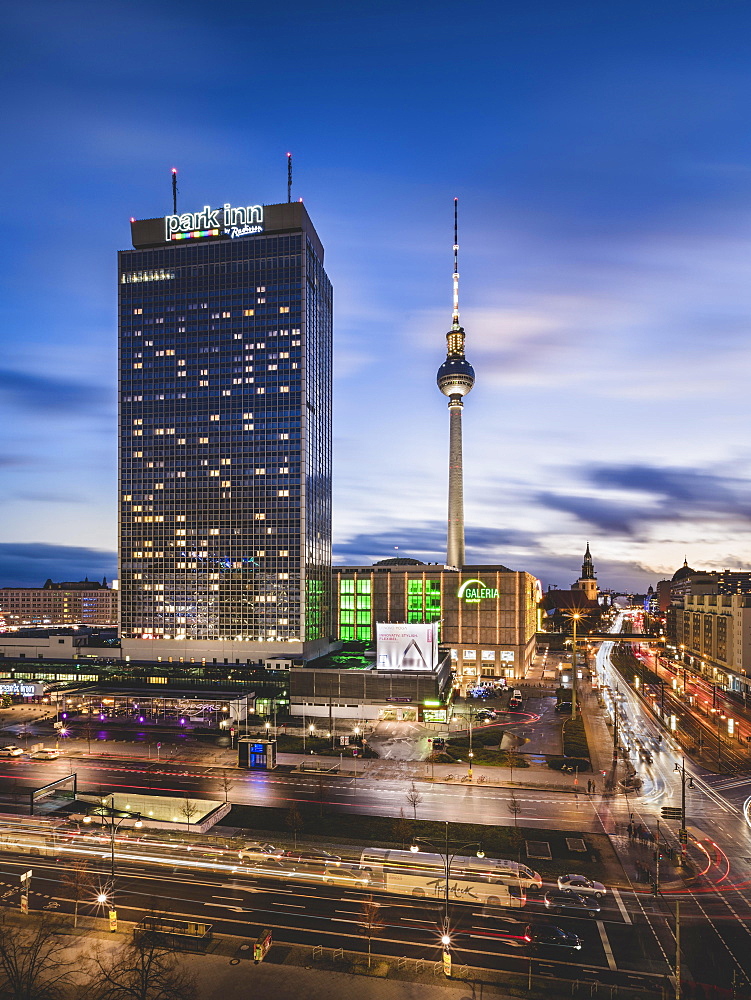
2 0 751 590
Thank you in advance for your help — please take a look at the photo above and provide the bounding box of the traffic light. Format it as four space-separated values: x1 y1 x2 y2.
661 806 682 820
679 829 688 844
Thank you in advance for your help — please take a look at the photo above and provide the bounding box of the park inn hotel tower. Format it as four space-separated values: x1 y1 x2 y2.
118 200 332 665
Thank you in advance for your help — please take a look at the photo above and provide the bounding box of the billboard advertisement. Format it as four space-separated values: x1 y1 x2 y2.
376 623 437 672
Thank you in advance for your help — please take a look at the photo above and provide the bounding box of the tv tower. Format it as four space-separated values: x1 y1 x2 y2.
437 198 475 569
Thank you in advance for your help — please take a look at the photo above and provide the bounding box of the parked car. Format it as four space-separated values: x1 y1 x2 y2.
555 701 573 713
0 746 23 757
476 710 497 721
28 748 60 760
524 924 582 951
508 689 523 709
323 865 370 887
279 849 341 867
557 874 607 899
544 890 600 917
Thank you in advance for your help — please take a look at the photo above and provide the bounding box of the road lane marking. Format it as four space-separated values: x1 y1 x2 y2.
272 901 305 908
611 888 632 924
597 920 616 971
211 896 243 902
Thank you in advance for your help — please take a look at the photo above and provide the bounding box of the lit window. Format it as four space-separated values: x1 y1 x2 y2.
278 489 289 497
255 468 265 475
279 306 289 314
244 309 254 317
133 308 143 315
279 386 289 393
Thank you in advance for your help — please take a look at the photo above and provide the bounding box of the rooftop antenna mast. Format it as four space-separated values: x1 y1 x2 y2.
171 168 178 215
287 152 292 203
452 197 460 328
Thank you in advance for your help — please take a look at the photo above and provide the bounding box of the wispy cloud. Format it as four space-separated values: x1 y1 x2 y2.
0 543 116 589
0 370 110 414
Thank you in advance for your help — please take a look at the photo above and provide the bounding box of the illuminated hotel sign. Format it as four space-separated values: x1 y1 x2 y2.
458 578 499 604
165 203 264 241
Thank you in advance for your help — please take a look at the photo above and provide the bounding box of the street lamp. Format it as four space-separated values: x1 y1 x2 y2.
673 759 694 864
563 611 585 718
83 797 142 931
411 822 484 977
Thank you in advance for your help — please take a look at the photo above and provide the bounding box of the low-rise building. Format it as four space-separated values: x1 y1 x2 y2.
672 592 751 696
0 580 117 628
333 559 540 692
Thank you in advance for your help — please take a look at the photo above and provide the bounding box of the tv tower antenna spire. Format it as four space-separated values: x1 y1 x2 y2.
437 197 475 569
287 152 292 203
171 168 178 215
452 196 460 327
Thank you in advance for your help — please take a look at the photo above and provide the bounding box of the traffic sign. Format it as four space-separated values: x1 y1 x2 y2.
661 807 682 820
679 828 688 844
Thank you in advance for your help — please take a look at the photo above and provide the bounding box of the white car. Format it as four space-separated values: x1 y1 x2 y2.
557 874 607 899
324 866 371 887
0 746 23 757
237 843 281 861
29 748 60 760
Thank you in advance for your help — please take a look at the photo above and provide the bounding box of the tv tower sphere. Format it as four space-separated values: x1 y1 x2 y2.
437 345 475 397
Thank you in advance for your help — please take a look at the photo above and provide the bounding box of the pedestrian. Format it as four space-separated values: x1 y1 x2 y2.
592 781 596 794
627 821 634 839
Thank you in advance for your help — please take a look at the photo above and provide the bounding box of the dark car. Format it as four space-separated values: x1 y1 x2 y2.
476 710 497 721
544 890 600 917
524 924 582 951
555 701 573 713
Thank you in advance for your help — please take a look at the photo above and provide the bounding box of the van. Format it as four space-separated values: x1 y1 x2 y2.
508 689 523 709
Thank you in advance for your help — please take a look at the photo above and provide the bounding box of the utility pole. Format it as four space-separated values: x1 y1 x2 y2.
675 901 681 1000
571 613 579 718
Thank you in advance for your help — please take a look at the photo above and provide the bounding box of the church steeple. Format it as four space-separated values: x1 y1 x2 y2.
581 542 596 581
572 542 598 602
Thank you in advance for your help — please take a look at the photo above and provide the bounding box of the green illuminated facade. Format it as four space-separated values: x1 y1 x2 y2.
338 578 372 642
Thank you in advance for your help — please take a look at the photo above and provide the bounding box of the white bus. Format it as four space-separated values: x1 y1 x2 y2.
359 848 529 908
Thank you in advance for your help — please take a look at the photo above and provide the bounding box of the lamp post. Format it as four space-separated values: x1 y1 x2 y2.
84 797 142 931
673 759 694 865
563 611 585 719
411 822 483 977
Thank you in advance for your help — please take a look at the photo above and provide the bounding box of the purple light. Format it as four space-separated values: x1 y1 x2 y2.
100 714 105 721
180 718 185 725
61 713 67 719
139 716 144 723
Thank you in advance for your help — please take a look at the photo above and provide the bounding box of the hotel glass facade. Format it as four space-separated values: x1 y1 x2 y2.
118 203 332 661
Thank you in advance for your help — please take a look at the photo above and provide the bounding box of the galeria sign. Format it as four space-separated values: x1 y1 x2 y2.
457 578 499 604
165 204 263 240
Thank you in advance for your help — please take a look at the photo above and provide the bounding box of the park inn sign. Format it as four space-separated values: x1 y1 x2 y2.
457 579 500 604
164 204 264 240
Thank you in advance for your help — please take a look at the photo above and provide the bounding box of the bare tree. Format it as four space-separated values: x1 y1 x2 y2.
180 799 198 835
60 859 96 928
406 783 422 821
391 809 412 850
285 805 304 850
0 914 77 1000
358 895 385 970
217 772 234 803
508 795 522 827
88 935 197 1000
